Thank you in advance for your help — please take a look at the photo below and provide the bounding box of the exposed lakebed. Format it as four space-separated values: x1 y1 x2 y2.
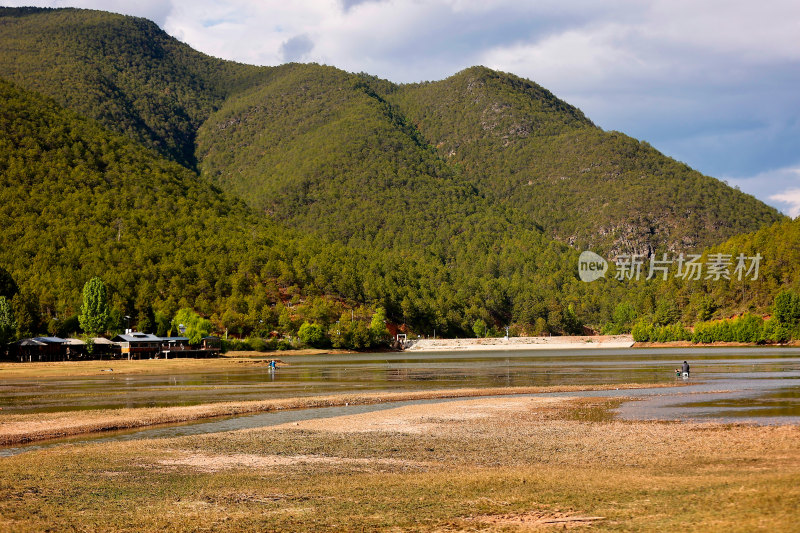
2 347 799 456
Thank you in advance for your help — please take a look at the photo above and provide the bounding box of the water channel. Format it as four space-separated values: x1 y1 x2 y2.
2 346 799 456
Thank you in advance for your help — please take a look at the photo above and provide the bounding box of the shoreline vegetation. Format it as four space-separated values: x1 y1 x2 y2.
0 383 678 446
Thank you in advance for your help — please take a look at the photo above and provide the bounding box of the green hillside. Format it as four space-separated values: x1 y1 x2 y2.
0 7 793 342
696 217 800 317
197 64 537 250
0 77 606 338
0 7 267 168
196 63 625 333
0 77 356 332
387 67 784 254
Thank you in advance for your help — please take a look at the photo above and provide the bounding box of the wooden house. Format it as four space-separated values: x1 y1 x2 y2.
12 337 66 362
112 332 162 360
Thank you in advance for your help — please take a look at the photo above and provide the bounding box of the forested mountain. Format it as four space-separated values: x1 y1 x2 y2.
0 77 601 338
0 77 360 333
0 7 792 341
386 67 783 254
700 217 800 316
0 7 267 168
197 64 546 253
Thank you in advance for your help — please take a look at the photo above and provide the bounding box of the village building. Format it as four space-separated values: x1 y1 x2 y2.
12 337 66 362
112 332 164 360
2 332 222 362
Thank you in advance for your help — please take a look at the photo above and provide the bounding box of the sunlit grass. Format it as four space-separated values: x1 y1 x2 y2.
1 396 798 531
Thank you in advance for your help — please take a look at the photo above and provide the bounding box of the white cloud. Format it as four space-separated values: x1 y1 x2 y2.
769 188 800 218
726 166 800 216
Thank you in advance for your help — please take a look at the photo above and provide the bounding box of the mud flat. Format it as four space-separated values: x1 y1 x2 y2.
405 334 634 351
0 383 665 446
1 391 798 531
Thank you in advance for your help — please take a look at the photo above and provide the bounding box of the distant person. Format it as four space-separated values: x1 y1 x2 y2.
682 360 690 377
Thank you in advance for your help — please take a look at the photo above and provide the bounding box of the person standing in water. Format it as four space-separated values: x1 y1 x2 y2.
682 360 690 377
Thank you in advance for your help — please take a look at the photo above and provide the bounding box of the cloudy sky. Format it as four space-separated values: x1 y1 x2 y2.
4 0 800 216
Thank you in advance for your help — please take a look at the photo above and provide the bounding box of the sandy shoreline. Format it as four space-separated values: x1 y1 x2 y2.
405 334 634 351
0 383 671 446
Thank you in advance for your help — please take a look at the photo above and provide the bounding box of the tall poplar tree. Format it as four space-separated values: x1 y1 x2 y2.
0 296 16 344
79 277 110 336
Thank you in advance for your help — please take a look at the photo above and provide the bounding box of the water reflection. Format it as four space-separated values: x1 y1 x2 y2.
1 347 799 422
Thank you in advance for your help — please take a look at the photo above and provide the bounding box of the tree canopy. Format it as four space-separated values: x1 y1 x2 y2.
0 296 15 345
0 7 795 346
79 277 110 336
171 308 211 344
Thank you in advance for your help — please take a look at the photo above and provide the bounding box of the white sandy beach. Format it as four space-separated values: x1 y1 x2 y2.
404 335 634 351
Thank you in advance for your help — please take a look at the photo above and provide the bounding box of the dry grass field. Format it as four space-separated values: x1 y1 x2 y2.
1 393 799 531
0 356 288 379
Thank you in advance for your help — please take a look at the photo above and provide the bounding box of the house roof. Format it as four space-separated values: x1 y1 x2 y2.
32 336 66 344
15 336 66 346
63 337 115 345
112 332 161 343
18 338 46 346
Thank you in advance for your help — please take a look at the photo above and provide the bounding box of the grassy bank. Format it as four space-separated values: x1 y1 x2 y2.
0 351 356 380
1 395 798 531
0 384 673 445
0 357 276 379
635 340 800 348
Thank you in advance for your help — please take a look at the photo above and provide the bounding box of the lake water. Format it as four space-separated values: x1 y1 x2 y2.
2 347 799 456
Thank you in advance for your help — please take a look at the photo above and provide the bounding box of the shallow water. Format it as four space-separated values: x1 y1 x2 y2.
2 347 799 456
3 347 798 414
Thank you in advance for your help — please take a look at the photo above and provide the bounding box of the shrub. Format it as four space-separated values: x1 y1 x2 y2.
246 337 268 352
763 318 791 343
693 314 767 344
731 314 765 343
631 320 653 342
298 321 326 347
773 290 800 325
472 319 487 338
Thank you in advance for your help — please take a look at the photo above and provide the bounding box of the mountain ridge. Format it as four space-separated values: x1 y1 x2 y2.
0 6 792 338
387 66 783 254
0 6 269 168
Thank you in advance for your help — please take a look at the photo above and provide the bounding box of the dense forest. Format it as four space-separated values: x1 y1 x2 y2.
0 77 595 342
0 7 795 347
386 67 783 255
